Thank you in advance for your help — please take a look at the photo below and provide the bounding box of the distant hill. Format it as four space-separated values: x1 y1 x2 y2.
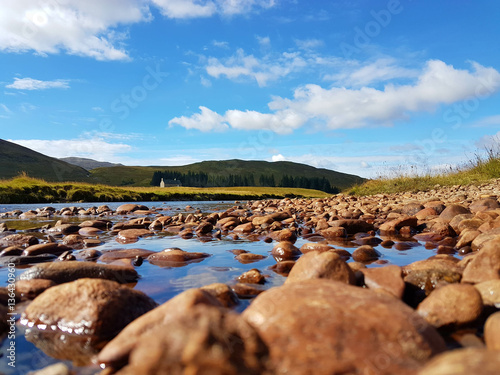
60 157 123 170
90 159 365 189
0 139 90 182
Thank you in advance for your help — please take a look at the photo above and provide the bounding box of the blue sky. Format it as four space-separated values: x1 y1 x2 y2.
1 0 500 178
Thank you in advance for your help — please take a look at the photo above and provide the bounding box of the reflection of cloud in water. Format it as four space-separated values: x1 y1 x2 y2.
169 271 223 290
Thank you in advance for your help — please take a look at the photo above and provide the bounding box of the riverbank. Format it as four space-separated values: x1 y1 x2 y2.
0 176 329 204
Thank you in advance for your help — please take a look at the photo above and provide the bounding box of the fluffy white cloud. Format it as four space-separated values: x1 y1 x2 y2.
6 77 70 90
0 0 276 60
172 60 500 133
8 138 132 160
294 38 324 50
271 153 286 162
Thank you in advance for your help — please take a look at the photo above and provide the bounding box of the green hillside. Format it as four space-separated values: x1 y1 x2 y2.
90 159 365 189
0 139 90 182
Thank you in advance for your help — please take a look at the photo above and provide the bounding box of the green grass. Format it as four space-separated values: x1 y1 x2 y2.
0 175 329 204
347 149 500 196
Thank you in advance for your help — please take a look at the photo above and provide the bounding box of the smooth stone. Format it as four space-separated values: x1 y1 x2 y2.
361 265 405 299
319 226 347 239
0 233 38 247
439 204 471 222
116 204 149 214
116 229 153 243
78 226 103 236
285 251 355 285
98 288 223 368
233 222 254 233
17 261 138 284
0 246 24 256
484 311 500 351
271 241 301 262
75 248 102 261
15 279 56 299
469 198 500 213
269 260 295 276
238 269 265 284
47 224 80 235
200 283 239 308
470 227 500 250
299 243 335 253
417 348 500 375
474 280 500 307
328 219 374 235
22 243 72 256
352 245 381 262
62 234 85 248
242 279 446 375
231 283 265 298
147 248 210 267
99 249 155 263
462 237 500 283
234 252 267 264
379 216 418 234
107 305 268 375
417 284 483 328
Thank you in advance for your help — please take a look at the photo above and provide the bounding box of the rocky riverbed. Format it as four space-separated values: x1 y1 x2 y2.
1 179 500 374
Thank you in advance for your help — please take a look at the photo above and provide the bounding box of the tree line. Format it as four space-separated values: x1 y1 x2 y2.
151 170 339 194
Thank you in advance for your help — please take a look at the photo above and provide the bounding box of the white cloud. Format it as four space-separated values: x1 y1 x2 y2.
0 0 276 61
256 35 271 48
0 0 151 61
472 115 500 127
0 104 13 118
475 132 500 150
8 138 132 160
212 40 229 49
325 57 419 87
168 106 229 132
172 60 500 134
271 153 286 162
294 38 323 50
92 106 105 112
6 77 70 90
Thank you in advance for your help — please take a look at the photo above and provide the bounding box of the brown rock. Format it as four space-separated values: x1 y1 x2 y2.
271 241 301 262
243 279 445 375
417 284 483 328
15 279 56 299
402 202 425 216
471 227 500 250
116 229 153 243
232 283 266 298
469 198 499 213
474 280 500 307
277 229 297 243
233 222 254 233
417 347 500 375
439 204 471 222
484 311 500 351
78 226 103 236
299 242 335 253
352 245 381 262
109 305 268 375
328 219 374 234
17 261 138 284
21 278 157 343
48 224 80 235
462 237 500 283
285 251 355 285
455 229 480 249
116 204 149 214
0 233 38 247
319 226 346 239
200 283 239 308
22 243 72 256
98 288 223 367
62 234 85 248
361 265 405 299
252 215 274 226
238 269 265 284
99 249 155 263
235 252 267 264
415 207 438 220
379 216 418 234
269 260 295 276
147 248 210 267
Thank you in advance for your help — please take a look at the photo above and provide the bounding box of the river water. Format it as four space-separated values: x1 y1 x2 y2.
0 201 437 374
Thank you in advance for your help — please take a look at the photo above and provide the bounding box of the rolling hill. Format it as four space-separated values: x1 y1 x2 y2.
60 157 123 170
0 139 91 182
90 159 365 189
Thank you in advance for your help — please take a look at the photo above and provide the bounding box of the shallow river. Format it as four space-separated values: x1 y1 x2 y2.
0 201 440 374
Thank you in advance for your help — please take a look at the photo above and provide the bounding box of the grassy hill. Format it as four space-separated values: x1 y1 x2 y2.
90 159 365 189
0 139 90 182
60 157 123 170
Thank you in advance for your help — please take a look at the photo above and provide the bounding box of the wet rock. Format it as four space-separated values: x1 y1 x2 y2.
417 347 500 375
231 283 265 298
361 265 405 299
0 246 24 256
299 243 335 253
78 227 103 236
352 235 383 246
484 311 500 351
379 216 418 234
319 226 346 239
352 245 381 262
276 228 297 243
62 234 85 248
439 204 471 222
48 224 80 235
200 283 239 308
107 305 268 375
286 251 355 285
99 249 155 263
234 252 267 264
83 238 102 247
328 219 374 235
238 269 265 284
417 284 483 328
22 243 72 256
17 261 138 284
269 260 295 276
75 248 102 261
0 233 38 247
21 279 156 357
462 237 500 283
147 248 210 267
98 288 223 368
116 204 149 214
233 222 254 233
79 220 110 229
474 280 500 307
271 241 301 262
0 254 57 266
243 279 445 375
15 279 56 299
116 229 153 243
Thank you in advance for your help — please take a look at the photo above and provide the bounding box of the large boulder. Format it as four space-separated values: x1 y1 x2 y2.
242 279 445 375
